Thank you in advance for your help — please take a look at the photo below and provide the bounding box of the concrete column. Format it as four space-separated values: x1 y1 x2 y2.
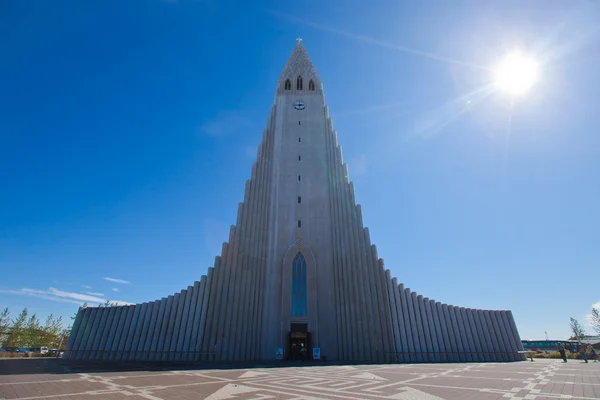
155 296 172 361
477 310 495 361
343 179 365 361
200 266 216 360
164 293 181 361
102 306 122 361
244 171 263 361
375 255 393 362
465 309 484 362
392 279 407 362
448 306 466 361
416 294 433 361
441 304 458 361
253 129 273 360
435 303 450 362
214 240 234 360
334 157 350 360
204 253 224 360
484 311 502 361
339 152 354 361
71 307 90 360
182 282 199 361
141 302 158 361
190 277 206 361
65 307 84 360
407 291 423 361
76 307 98 361
150 298 167 361
505 311 525 361
354 206 374 362
128 303 147 361
95 307 116 361
113 306 132 360
426 299 441 362
126 304 144 361
404 288 419 362
431 300 450 362
386 271 401 362
90 307 108 360
175 287 193 361
501 311 521 360
219 222 240 360
326 124 344 361
473 310 491 361
136 302 154 361
456 307 474 362
223 197 246 361
241 173 261 361
399 285 415 362
489 310 509 361
109 306 129 360
498 311 517 361
358 221 379 361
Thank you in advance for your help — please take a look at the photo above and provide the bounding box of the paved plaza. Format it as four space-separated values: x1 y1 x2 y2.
1 359 599 399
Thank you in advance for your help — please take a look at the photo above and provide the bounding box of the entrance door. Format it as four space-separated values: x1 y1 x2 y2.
288 324 311 361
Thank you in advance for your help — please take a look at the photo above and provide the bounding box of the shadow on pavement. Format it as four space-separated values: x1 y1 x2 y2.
0 358 362 376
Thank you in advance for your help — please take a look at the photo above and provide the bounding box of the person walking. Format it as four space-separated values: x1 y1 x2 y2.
587 345 597 363
579 344 588 363
558 343 567 363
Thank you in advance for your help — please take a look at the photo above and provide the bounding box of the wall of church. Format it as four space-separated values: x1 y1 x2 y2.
64 43 525 364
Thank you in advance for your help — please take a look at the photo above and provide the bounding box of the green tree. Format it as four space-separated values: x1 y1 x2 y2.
41 314 64 348
0 308 10 346
591 308 600 335
570 317 586 342
24 313 42 347
4 308 28 347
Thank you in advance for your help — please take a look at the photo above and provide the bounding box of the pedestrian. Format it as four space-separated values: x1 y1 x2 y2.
558 344 567 363
587 345 597 363
579 344 588 363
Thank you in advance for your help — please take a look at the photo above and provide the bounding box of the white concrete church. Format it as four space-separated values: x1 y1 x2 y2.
65 41 525 363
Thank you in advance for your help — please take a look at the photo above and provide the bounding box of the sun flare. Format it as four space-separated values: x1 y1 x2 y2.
494 52 539 96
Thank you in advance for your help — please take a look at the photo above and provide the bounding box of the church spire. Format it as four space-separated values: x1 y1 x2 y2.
277 40 320 94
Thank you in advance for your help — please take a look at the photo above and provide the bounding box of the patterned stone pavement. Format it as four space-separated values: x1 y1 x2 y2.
0 358 599 399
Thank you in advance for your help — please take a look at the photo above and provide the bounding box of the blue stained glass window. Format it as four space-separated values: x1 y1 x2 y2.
291 252 307 316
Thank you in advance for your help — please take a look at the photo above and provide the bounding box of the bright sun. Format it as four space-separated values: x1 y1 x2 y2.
493 52 539 96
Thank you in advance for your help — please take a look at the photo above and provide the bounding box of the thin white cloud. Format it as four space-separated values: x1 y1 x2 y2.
198 110 254 137
103 277 131 285
352 154 367 175
85 291 104 297
82 285 92 289
0 287 133 307
112 288 119 292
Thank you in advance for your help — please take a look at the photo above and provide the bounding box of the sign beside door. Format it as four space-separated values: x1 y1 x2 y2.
313 348 320 360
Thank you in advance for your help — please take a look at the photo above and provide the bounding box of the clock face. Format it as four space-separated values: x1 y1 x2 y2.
293 101 305 110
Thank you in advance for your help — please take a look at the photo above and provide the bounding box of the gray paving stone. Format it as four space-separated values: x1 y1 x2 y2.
0 358 598 399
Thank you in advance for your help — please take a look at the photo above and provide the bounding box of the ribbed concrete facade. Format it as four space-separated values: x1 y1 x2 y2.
64 42 525 363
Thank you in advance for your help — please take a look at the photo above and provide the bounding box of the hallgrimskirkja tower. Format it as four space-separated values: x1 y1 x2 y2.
65 42 525 362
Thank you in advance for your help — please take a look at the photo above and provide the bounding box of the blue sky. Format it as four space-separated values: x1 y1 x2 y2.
1 0 599 340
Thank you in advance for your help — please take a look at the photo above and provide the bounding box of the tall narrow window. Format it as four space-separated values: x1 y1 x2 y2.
299 121 301 125
291 252 307 316
309 80 315 91
298 137 301 142
298 155 301 161
298 175 301 181
284 79 291 90
296 75 303 90
297 220 302 228
298 196 302 203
